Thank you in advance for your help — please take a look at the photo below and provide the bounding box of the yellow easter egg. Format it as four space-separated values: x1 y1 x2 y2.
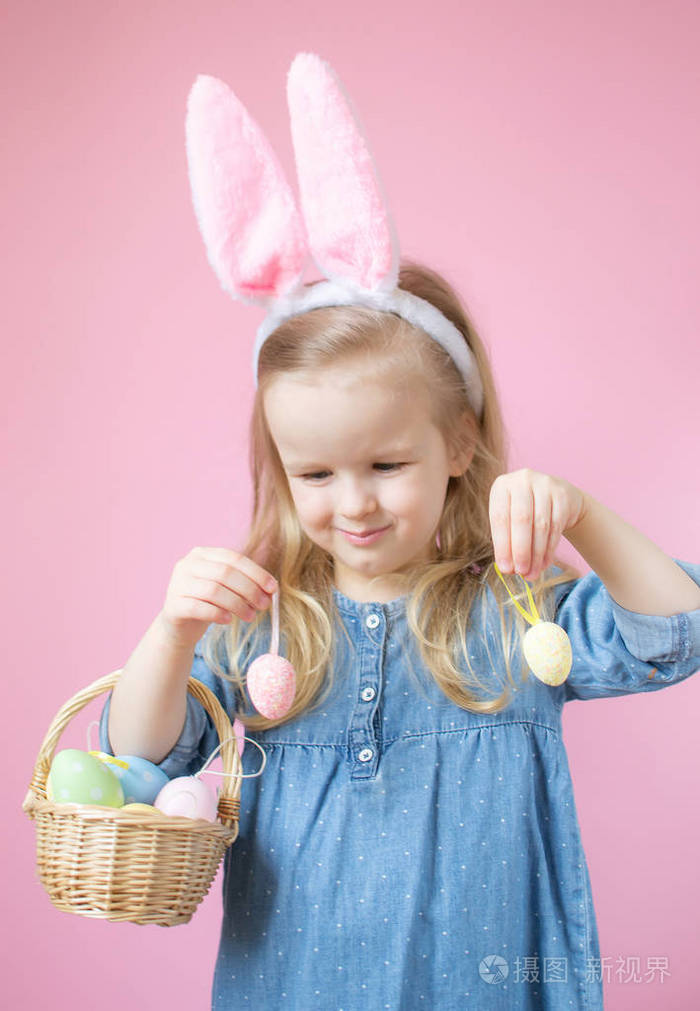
523 621 572 686
120 803 159 813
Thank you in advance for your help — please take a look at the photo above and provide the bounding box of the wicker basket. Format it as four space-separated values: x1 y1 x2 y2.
22 669 242 927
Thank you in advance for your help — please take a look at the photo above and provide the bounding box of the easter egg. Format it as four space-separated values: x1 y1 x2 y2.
47 749 124 807
95 753 170 805
153 776 218 822
523 621 572 686
121 803 160 813
233 717 246 757
247 653 296 719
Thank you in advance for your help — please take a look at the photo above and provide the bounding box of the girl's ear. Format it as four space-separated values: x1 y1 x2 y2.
447 412 478 477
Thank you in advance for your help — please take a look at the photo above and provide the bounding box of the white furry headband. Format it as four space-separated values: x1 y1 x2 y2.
185 52 484 420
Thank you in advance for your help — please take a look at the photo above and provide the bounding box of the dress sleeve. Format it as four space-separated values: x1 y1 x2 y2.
97 626 245 779
550 558 700 703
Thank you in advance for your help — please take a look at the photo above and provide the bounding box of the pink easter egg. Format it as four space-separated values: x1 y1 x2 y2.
233 716 246 757
247 653 296 719
153 776 218 822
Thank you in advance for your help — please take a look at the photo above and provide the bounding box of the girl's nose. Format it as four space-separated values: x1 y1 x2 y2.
338 476 378 517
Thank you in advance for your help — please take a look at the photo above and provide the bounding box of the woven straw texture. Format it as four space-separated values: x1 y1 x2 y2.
22 670 242 927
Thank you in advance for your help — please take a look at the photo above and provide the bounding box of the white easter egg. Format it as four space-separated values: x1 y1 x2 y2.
523 621 572 686
153 776 218 822
247 653 296 719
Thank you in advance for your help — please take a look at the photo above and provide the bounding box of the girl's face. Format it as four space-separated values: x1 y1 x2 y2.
264 366 472 602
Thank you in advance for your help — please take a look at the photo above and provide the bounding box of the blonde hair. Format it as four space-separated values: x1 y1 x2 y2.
203 259 580 730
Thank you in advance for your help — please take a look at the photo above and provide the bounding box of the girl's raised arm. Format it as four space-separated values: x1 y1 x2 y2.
565 492 700 616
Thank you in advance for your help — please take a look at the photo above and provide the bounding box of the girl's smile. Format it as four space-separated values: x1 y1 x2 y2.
338 524 392 545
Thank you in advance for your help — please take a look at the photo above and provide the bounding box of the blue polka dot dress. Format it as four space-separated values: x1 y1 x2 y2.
100 560 700 1009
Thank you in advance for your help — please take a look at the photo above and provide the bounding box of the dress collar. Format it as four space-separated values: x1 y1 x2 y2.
332 584 408 618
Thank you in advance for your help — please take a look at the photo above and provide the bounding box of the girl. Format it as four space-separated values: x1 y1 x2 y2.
100 57 699 1010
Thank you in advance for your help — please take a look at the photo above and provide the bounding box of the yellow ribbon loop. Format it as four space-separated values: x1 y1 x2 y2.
88 751 130 770
493 563 540 627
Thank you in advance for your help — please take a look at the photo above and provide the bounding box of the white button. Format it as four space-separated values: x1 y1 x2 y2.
366 613 380 629
358 748 374 762
361 686 376 702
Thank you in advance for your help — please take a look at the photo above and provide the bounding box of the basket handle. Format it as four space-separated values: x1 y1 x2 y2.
22 670 243 827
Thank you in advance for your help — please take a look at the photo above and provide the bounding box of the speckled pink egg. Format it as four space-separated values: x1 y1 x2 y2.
247 653 296 719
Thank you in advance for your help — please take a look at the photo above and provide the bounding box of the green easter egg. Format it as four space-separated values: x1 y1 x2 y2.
47 749 124 807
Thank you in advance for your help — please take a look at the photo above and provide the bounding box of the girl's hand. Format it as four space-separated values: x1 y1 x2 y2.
159 547 279 649
488 470 587 581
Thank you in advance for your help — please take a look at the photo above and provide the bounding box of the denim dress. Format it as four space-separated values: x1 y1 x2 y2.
99 559 700 1010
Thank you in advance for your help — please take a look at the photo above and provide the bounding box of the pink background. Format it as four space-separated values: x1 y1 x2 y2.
4 1 699 1007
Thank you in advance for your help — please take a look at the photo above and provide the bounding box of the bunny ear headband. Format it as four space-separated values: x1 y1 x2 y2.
185 51 484 420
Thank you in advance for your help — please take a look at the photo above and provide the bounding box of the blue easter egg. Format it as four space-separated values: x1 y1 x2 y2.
109 755 170 805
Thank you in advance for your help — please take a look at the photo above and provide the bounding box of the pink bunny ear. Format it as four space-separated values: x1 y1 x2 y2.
186 74 310 306
287 53 399 292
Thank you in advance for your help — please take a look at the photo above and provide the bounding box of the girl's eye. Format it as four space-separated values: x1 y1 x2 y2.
301 463 405 481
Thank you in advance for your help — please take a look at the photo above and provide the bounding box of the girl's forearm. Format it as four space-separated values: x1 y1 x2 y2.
565 492 700 616
107 612 195 765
